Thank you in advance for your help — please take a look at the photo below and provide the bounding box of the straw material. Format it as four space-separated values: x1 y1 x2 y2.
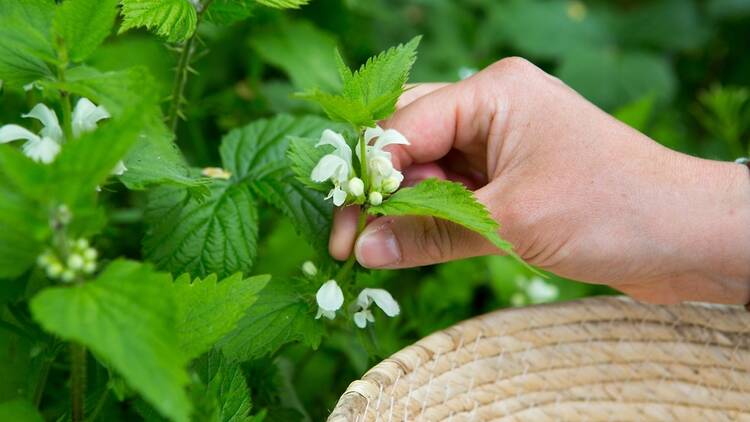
329 296 750 421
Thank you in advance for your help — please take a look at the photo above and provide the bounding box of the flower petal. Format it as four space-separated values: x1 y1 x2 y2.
316 129 352 164
0 124 41 144
111 160 128 176
72 98 110 138
22 104 62 142
364 125 384 144
353 311 368 328
311 154 349 182
315 308 336 320
526 278 559 304
373 128 409 151
316 280 344 312
332 186 347 206
360 288 400 317
23 137 60 164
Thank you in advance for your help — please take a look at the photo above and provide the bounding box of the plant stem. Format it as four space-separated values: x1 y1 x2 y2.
70 343 87 422
334 211 368 283
358 131 369 190
166 0 215 133
33 356 54 407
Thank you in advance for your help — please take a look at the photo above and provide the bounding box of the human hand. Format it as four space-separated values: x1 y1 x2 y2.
328 58 750 305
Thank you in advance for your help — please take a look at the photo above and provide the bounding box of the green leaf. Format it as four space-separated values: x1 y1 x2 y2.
343 35 421 120
0 0 55 87
119 0 198 43
219 114 330 182
193 350 254 422
220 278 323 362
53 0 119 62
368 178 515 254
205 0 255 26
294 90 375 127
250 20 341 92
143 182 259 279
0 399 43 422
286 136 329 193
174 273 269 360
0 147 51 278
29 260 191 422
255 0 309 9
250 178 332 252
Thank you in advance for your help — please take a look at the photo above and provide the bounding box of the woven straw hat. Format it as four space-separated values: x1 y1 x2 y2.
329 296 750 421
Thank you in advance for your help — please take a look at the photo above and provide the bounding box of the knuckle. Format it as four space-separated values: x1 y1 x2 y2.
412 217 455 263
486 57 535 78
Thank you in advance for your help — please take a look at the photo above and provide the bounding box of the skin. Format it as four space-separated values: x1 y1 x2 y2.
329 57 750 305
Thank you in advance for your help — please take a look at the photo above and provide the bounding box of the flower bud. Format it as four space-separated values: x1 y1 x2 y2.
67 254 84 270
37 251 53 267
83 248 98 261
83 262 96 274
382 176 401 193
369 191 383 206
302 261 317 277
61 270 75 283
347 177 364 197
47 262 64 278
75 238 89 250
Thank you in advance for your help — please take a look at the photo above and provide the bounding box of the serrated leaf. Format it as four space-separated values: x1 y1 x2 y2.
219 278 323 362
286 136 328 193
255 0 309 9
250 178 332 252
0 399 43 422
0 0 55 87
294 89 375 127
368 178 515 254
174 273 269 360
143 182 259 279
250 20 340 92
204 0 255 26
193 350 253 422
29 260 191 422
119 0 198 43
219 114 330 182
343 35 421 119
53 0 119 62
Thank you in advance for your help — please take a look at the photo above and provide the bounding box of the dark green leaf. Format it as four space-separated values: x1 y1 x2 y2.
193 349 254 422
205 0 255 25
119 0 198 43
30 260 191 422
0 399 43 422
0 0 55 86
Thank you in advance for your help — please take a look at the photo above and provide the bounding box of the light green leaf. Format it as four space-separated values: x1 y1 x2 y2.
255 0 309 9
143 182 259 279
174 273 269 360
220 278 323 362
368 178 515 254
219 114 330 182
119 0 198 43
29 260 191 422
0 399 43 422
294 90 375 127
193 350 254 422
0 0 55 87
286 136 328 193
250 20 341 92
204 0 255 25
53 0 119 62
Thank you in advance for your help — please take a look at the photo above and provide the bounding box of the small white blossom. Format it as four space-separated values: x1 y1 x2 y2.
368 191 383 206
359 125 409 194
315 280 344 320
353 288 400 328
112 161 128 176
347 177 364 197
0 98 110 165
526 277 559 304
67 254 84 270
201 167 232 180
311 130 355 206
302 261 318 277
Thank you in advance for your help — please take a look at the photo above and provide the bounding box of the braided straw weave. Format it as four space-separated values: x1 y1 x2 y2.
329 296 750 421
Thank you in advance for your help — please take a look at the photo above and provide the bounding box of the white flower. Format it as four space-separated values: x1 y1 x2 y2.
0 98 110 165
368 191 383 206
71 98 110 138
353 288 400 328
526 277 559 304
347 177 364 197
315 279 344 320
311 130 355 206
112 160 128 176
201 167 231 180
359 125 409 193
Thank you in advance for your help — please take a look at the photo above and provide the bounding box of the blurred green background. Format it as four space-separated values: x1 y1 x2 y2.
3 0 750 419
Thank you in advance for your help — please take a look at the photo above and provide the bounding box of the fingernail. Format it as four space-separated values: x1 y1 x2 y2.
356 223 401 268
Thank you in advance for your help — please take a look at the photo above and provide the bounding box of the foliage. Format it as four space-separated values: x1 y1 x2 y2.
0 0 747 421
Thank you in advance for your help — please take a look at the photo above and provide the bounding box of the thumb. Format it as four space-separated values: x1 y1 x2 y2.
354 213 499 269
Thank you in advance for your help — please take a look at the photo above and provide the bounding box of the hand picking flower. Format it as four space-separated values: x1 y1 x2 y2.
310 125 409 207
315 279 344 320
352 288 400 328
0 98 120 171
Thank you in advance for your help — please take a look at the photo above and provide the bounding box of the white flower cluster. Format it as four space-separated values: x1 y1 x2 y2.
302 262 400 329
310 125 409 207
37 238 98 283
0 98 124 174
510 276 559 307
